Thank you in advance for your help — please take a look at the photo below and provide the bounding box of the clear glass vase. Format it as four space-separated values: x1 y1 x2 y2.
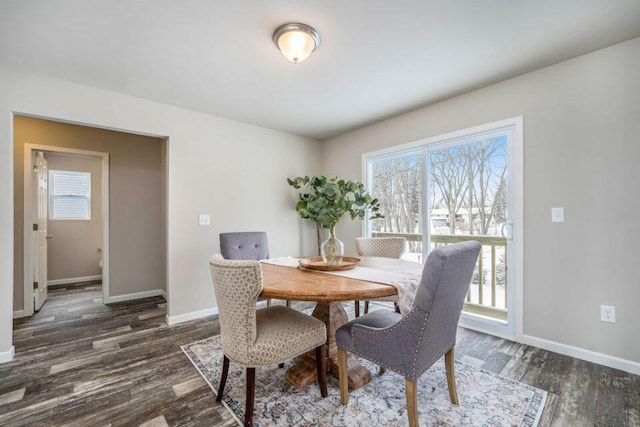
321 227 344 266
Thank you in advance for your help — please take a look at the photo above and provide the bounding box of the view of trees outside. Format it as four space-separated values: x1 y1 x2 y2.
369 153 422 253
369 136 507 238
368 135 508 311
428 135 507 236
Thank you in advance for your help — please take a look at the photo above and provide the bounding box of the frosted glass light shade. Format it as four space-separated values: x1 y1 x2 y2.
273 23 320 63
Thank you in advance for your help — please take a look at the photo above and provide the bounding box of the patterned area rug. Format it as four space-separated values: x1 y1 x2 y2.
182 336 546 427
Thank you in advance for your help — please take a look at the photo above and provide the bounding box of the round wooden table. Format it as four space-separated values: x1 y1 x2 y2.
260 259 415 390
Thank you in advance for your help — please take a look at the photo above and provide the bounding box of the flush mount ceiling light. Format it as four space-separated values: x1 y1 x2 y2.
272 23 320 64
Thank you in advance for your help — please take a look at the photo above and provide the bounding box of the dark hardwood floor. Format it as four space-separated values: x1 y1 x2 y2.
1 283 638 426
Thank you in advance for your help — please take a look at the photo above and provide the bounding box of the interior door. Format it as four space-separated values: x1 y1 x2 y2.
34 152 48 311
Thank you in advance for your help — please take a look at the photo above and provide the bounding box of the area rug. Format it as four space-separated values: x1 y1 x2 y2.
182 336 546 427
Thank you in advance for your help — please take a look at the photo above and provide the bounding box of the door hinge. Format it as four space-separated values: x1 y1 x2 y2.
33 223 38 231
33 281 38 289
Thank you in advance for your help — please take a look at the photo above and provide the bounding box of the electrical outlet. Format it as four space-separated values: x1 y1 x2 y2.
600 305 616 323
551 207 564 223
198 214 211 226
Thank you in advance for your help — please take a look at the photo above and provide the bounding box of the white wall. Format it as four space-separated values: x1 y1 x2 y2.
322 38 640 369
0 67 321 360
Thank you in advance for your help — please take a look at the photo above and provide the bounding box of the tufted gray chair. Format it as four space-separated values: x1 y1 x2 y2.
209 255 328 427
336 241 481 427
220 231 270 261
219 231 290 307
354 236 407 317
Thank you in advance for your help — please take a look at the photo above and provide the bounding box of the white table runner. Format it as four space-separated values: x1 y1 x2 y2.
261 256 423 314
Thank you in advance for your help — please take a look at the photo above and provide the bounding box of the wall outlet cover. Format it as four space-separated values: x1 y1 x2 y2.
198 214 211 226
600 304 616 323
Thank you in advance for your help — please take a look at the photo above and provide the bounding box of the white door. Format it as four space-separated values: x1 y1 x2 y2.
33 152 48 311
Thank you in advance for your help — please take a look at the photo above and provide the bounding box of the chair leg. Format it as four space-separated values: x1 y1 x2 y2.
338 347 349 404
354 300 360 317
364 301 370 314
286 300 291 308
445 348 459 405
315 345 328 397
216 355 230 403
406 378 419 427
379 366 386 375
245 367 256 427
267 298 272 307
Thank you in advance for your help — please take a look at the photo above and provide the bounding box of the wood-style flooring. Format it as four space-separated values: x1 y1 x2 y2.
0 282 638 426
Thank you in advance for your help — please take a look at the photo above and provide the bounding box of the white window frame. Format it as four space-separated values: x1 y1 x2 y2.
49 169 92 220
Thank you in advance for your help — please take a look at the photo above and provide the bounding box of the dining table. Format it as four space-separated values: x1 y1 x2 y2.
260 256 423 391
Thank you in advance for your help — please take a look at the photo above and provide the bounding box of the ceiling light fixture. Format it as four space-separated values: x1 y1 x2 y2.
272 23 320 64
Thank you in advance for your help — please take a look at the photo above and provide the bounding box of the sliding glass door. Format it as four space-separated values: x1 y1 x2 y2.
364 118 522 340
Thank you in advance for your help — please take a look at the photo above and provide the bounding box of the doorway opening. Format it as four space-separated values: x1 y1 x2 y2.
23 145 109 316
14 115 168 321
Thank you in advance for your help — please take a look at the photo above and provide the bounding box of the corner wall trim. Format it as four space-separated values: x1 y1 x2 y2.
103 289 165 304
521 334 640 376
166 307 219 326
13 310 25 319
48 275 102 286
0 346 15 364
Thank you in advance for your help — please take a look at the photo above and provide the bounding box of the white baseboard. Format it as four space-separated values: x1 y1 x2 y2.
167 307 219 326
159 290 167 300
521 334 640 376
48 275 102 286
13 310 25 319
0 346 15 363
104 289 165 304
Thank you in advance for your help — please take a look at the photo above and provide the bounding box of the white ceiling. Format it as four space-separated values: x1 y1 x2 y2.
1 1 640 140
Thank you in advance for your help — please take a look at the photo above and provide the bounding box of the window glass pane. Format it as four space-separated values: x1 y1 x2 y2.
427 134 507 311
51 171 90 196
368 153 422 262
51 196 90 219
428 135 507 237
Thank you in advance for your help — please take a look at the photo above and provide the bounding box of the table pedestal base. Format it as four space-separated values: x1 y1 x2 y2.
285 301 372 390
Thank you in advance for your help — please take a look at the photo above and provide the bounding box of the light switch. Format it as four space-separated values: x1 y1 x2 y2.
551 207 564 223
198 214 211 226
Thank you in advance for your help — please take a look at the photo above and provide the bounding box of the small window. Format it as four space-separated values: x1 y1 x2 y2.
49 170 91 220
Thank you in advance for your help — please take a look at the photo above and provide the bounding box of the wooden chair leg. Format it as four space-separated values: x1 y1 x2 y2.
245 367 256 427
338 347 349 404
315 345 328 397
354 300 360 318
445 348 459 405
216 355 229 402
266 299 272 307
286 300 291 308
364 301 370 314
406 378 419 427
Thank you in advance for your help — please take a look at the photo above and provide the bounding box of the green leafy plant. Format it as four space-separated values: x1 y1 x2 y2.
287 175 383 254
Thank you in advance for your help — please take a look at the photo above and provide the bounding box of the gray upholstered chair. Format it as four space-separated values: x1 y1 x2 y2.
336 241 481 427
209 255 328 427
354 236 407 317
219 231 290 307
220 231 270 261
